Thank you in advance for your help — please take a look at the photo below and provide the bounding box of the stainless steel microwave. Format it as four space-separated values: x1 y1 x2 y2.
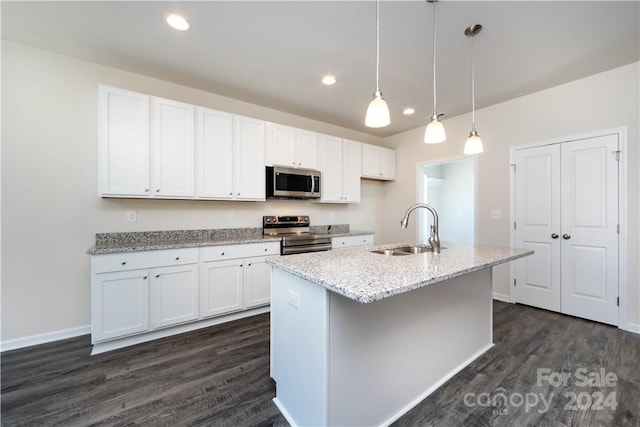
266 166 321 199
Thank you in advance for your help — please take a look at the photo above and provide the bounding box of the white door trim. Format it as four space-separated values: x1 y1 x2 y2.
509 127 629 332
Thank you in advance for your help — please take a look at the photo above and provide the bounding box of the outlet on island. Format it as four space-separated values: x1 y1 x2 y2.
288 290 301 310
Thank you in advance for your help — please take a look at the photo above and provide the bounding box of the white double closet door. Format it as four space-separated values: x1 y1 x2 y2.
513 134 619 325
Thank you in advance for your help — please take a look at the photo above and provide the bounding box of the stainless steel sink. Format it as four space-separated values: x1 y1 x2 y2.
369 249 411 256
396 245 434 254
370 245 444 256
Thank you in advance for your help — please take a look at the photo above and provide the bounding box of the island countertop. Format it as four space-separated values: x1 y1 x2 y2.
267 242 533 303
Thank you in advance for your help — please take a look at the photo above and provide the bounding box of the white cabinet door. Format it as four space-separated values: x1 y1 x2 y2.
244 257 272 308
272 124 297 167
99 85 150 196
342 140 362 203
234 115 265 200
92 269 150 342
152 97 195 197
197 107 234 199
151 264 199 329
319 135 345 203
200 259 244 318
379 147 396 180
362 144 396 180
297 130 318 169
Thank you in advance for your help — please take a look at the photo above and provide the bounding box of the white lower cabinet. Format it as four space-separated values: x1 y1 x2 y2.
200 258 244 317
200 242 280 318
151 264 199 329
244 257 272 308
92 269 150 342
91 243 280 352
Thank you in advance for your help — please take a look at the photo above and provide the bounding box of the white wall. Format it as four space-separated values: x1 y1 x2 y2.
381 62 640 328
0 41 388 341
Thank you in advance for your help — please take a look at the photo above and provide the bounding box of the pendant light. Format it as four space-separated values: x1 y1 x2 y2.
365 0 390 128
464 24 483 155
424 0 445 144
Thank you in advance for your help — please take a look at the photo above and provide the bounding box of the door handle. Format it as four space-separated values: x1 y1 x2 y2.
563 234 571 240
551 233 559 239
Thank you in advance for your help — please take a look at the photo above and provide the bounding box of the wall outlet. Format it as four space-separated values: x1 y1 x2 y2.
288 290 301 310
330 211 336 219
490 209 502 220
228 210 235 221
126 210 137 222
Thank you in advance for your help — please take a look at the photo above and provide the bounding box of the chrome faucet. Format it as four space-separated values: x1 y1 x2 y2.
400 203 441 253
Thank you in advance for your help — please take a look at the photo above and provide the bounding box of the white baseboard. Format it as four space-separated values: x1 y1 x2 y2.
1 324 91 353
625 322 640 334
492 292 512 303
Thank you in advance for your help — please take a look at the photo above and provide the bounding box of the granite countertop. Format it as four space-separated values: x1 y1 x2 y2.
87 226 374 255
267 242 533 304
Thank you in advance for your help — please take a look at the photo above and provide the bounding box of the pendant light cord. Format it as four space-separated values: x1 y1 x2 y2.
432 1 437 115
375 0 380 92
471 33 475 130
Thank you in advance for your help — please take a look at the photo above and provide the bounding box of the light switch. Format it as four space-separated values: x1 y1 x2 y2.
490 209 502 220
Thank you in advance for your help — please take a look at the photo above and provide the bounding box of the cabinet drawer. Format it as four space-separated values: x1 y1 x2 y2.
93 248 199 273
332 234 374 249
201 242 280 262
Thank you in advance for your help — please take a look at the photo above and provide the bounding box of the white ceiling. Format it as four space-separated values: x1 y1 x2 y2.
2 1 639 137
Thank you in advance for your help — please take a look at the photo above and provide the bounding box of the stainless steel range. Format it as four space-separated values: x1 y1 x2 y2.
263 215 332 255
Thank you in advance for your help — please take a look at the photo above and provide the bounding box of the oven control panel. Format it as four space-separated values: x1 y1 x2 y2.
263 215 310 227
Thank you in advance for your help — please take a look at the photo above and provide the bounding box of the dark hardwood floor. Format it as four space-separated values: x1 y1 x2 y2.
2 302 638 426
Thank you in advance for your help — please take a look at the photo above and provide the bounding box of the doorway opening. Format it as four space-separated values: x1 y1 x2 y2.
417 158 476 244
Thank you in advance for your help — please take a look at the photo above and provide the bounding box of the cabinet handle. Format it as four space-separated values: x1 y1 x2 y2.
237 193 240 196
143 276 148 280
155 274 160 278
175 257 180 260
156 189 160 193
563 234 571 240
248 263 251 266
229 192 233 196
221 252 225 256
264 248 268 252
298 162 302 166
551 233 559 239
121 261 127 265
144 188 149 192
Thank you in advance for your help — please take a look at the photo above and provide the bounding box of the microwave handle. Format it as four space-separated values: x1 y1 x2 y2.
310 172 315 194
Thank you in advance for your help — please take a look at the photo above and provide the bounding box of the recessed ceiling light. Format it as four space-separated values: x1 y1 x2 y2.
322 75 337 86
166 14 190 31
403 108 416 115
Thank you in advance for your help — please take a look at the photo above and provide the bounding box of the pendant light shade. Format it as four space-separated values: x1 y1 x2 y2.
464 130 483 154
366 90 390 128
424 0 445 144
464 24 483 155
425 114 446 144
365 0 390 128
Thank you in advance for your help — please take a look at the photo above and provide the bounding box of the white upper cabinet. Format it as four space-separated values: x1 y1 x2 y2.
196 107 234 199
234 115 266 201
99 85 266 201
152 97 195 197
362 144 396 180
99 85 150 196
318 135 362 203
269 123 318 169
198 111 265 201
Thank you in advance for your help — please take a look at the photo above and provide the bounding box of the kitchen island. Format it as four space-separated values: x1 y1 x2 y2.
268 242 533 426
